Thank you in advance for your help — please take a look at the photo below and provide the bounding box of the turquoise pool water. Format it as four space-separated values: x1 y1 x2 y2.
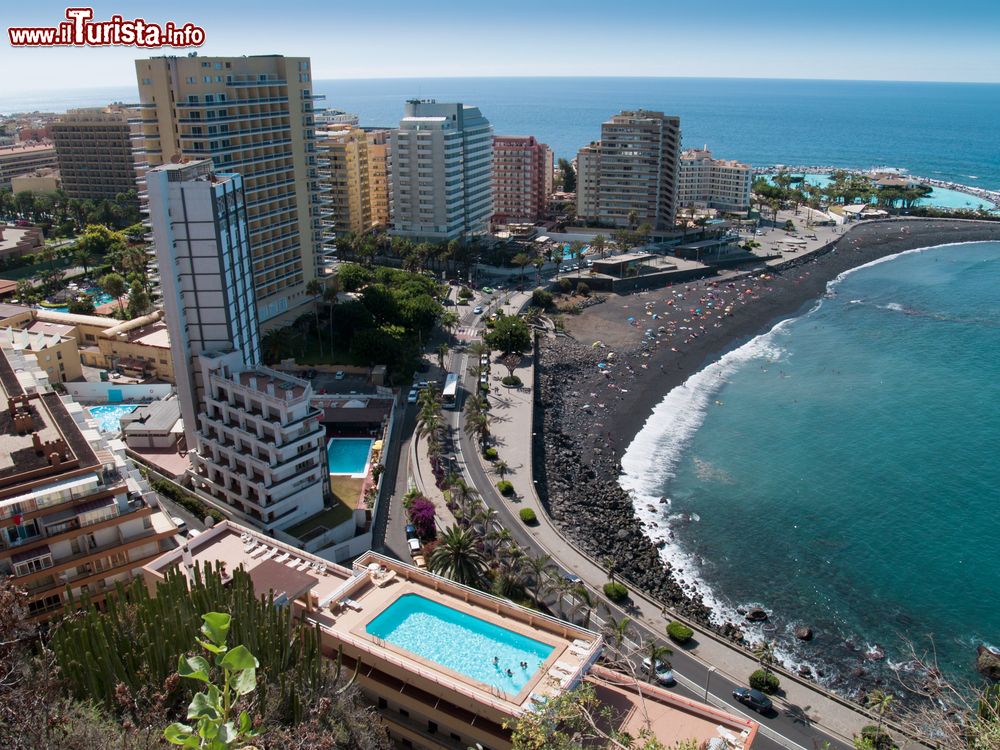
326 437 374 475
87 404 138 433
46 290 116 313
764 173 996 210
366 593 554 694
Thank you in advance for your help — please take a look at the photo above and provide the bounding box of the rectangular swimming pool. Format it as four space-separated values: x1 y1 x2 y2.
326 437 374 475
87 404 138 434
366 593 554 694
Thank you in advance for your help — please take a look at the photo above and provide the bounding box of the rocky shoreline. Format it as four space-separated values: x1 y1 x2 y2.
532 218 1000 656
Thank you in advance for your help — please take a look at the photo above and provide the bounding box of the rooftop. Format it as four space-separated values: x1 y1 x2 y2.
121 399 182 435
0 142 55 155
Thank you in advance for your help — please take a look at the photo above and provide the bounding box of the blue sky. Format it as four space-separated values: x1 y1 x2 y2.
3 0 1000 91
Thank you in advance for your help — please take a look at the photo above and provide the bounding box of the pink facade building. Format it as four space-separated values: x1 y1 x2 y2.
492 135 553 225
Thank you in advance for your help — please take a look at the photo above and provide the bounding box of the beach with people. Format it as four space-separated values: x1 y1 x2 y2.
532 217 1000 659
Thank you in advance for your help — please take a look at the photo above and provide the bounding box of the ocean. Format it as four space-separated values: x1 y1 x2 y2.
4 77 1000 190
620 241 1000 692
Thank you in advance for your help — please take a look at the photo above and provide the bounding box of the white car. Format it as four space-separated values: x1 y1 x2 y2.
642 657 675 686
334 370 346 380
171 516 188 535
407 537 422 556
407 389 418 403
473 306 483 314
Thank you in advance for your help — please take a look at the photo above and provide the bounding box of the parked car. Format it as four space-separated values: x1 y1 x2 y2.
405 523 418 541
641 657 675 686
480 354 489 367
732 687 773 713
473 306 483 314
407 537 422 556
407 389 418 403
171 517 188 535
334 370 346 380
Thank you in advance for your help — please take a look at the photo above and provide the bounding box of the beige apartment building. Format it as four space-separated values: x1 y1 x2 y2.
133 55 327 324
0 341 177 622
0 321 83 383
316 126 393 236
51 106 138 202
0 142 58 190
575 110 681 230
678 148 753 214
491 135 553 225
144 520 759 750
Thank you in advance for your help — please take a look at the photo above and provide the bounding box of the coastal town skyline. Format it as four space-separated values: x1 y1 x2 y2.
3 0 1000 91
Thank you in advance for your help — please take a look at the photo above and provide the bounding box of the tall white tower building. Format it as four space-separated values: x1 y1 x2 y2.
390 100 493 241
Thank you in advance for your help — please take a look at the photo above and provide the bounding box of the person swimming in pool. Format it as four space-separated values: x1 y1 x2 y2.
493 656 499 666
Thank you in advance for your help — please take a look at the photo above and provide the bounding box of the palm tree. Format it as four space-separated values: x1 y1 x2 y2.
306 278 325 357
592 233 607 259
645 641 674 679
752 640 777 677
604 614 632 651
447 480 479 519
568 240 585 279
492 459 510 480
603 555 619 584
569 584 594 628
428 526 487 588
99 272 127 316
866 690 893 739
440 310 459 342
261 328 287 364
522 554 551 606
436 342 449 370
467 340 489 360
72 247 94 277
511 252 530 286
464 411 491 449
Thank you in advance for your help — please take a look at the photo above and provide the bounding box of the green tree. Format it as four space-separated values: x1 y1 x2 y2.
644 641 674 679
866 690 894 741
604 614 633 651
752 640 777 677
484 314 531 356
126 279 151 319
558 158 576 193
592 233 607 258
428 525 488 588
306 278 325 357
511 252 531 285
14 278 36 304
100 272 127 315
436 342 449 369
337 262 371 292
164 612 262 749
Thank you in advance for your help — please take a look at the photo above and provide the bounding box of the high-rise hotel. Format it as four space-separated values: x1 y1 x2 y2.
148 159 326 533
390 100 493 241
575 110 681 230
133 55 327 324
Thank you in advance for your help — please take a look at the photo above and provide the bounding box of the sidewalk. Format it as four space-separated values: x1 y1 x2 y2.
483 347 873 746
410 422 459 533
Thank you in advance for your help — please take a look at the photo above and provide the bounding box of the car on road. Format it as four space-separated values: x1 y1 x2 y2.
641 657 676 686
171 517 188 535
407 537 422 556
407 389 418 403
405 523 418 541
482 286 494 294
732 687 773 713
473 306 483 314
561 571 582 584
334 370 345 380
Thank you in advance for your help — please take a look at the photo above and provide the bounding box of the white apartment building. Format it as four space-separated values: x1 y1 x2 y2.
189 351 326 533
390 100 493 241
147 159 260 449
678 148 753 213
575 142 601 220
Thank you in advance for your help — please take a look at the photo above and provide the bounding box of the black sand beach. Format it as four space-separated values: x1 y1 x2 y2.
533 218 1000 635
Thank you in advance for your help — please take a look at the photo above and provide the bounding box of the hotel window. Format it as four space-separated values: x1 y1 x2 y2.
27 594 61 616
14 553 53 576
141 78 151 85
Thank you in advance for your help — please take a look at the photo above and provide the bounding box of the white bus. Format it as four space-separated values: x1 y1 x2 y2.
442 372 460 409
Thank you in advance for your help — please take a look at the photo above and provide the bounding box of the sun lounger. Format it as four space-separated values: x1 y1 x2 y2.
373 570 397 587
275 552 290 563
342 598 363 612
260 546 278 561
249 543 268 558
553 661 576 676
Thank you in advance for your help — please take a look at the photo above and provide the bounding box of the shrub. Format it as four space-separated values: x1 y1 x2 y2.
575 281 590 296
749 669 780 694
531 288 553 309
151 478 224 523
784 219 795 231
603 582 628 602
667 621 694 644
479 381 490 392
557 278 573 293
409 496 436 540
496 480 514 496
458 286 473 299
484 447 499 461
860 725 896 750
519 508 537 524
501 375 522 387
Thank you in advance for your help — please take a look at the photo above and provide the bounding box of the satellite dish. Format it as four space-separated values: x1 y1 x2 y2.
204 516 216 528
170 154 182 164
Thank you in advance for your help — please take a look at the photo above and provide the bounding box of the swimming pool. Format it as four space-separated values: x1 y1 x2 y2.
87 404 138 433
45 290 116 313
366 593 554 694
327 437 374 475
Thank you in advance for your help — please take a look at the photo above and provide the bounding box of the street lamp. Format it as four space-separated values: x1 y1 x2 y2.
704 666 717 701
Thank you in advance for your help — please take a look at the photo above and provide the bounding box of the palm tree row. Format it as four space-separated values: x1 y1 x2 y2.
335 231 482 278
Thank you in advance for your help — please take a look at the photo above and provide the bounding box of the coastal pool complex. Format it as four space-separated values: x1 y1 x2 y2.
366 593 555 694
87 403 138 433
764 173 996 210
326 437 374 476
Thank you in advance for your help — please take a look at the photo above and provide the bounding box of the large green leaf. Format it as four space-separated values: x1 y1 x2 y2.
233 666 257 696
178 655 211 683
196 638 228 655
220 644 258 672
200 612 231 647
163 722 195 746
187 686 222 721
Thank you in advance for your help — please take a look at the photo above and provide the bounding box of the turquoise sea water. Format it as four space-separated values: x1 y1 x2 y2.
4 78 999 190
366 593 554 693
621 241 1000 689
326 437 374 475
